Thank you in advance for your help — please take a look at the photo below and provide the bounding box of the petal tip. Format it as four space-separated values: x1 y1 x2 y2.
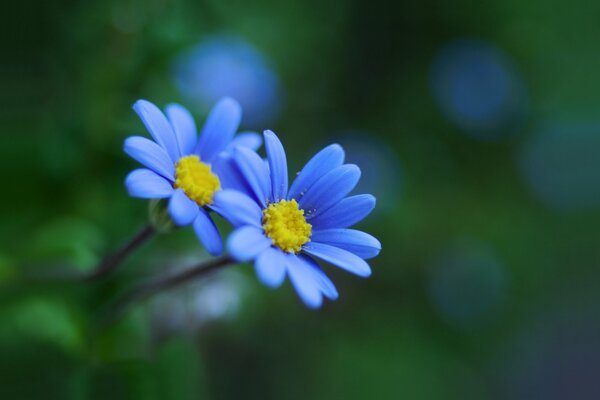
217 97 242 114
263 129 277 138
345 163 361 176
300 294 323 309
206 243 223 257
359 266 372 278
123 136 134 152
327 143 345 159
132 99 152 112
165 102 183 110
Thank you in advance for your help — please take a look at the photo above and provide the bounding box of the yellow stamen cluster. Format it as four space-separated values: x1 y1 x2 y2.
174 155 221 206
262 199 312 253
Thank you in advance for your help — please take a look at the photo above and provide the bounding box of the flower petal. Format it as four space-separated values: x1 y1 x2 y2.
303 242 371 277
165 103 197 156
196 97 242 162
193 208 223 256
228 131 262 151
299 255 339 300
308 194 376 229
233 146 270 207
227 226 272 262
311 229 381 259
288 144 345 201
255 247 286 288
264 130 288 202
123 136 175 181
133 99 180 161
211 154 255 198
168 188 199 226
125 168 174 198
211 189 263 228
286 254 323 308
298 164 361 219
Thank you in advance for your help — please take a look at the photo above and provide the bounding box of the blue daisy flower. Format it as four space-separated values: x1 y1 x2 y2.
213 130 381 308
124 98 261 255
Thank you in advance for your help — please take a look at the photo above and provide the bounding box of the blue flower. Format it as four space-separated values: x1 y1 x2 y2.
214 131 381 308
124 98 261 255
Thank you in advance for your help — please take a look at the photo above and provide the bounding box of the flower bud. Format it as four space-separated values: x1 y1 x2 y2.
148 199 176 234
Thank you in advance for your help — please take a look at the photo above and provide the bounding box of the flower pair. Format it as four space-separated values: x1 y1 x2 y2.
125 99 380 307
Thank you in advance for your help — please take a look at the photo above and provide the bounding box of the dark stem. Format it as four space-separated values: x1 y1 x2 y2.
24 224 156 282
82 224 156 282
96 256 234 330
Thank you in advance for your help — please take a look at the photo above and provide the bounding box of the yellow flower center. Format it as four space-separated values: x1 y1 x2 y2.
174 155 221 206
262 199 312 253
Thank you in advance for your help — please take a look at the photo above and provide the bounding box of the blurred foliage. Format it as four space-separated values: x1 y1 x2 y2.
2 0 600 398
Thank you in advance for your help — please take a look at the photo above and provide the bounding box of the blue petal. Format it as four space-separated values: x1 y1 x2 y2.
125 168 174 199
255 247 286 288
168 188 199 226
211 189 262 228
193 208 223 256
233 147 270 207
211 154 255 198
308 194 376 229
299 255 339 300
298 164 361 219
133 100 180 161
264 130 288 202
228 131 263 151
311 229 381 259
286 254 323 308
196 97 242 162
165 103 197 156
288 144 345 201
303 242 371 277
228 226 272 262
124 136 175 181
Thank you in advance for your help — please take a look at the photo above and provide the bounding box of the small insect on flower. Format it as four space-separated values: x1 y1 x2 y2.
213 131 381 308
124 98 261 255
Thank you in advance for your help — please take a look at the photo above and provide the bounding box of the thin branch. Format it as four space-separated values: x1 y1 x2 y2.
24 224 156 282
96 256 234 330
83 224 156 281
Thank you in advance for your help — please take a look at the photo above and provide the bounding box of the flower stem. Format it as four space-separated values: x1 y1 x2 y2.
96 256 234 330
83 224 156 281
25 224 156 282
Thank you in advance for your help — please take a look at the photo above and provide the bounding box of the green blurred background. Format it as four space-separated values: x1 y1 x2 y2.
3 0 600 398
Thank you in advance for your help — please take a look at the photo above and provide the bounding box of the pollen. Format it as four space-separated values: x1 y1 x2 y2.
262 199 312 253
174 155 221 206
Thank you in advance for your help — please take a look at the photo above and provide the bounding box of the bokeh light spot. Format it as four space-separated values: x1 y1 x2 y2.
428 241 508 330
431 39 528 139
172 35 283 127
518 122 600 212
